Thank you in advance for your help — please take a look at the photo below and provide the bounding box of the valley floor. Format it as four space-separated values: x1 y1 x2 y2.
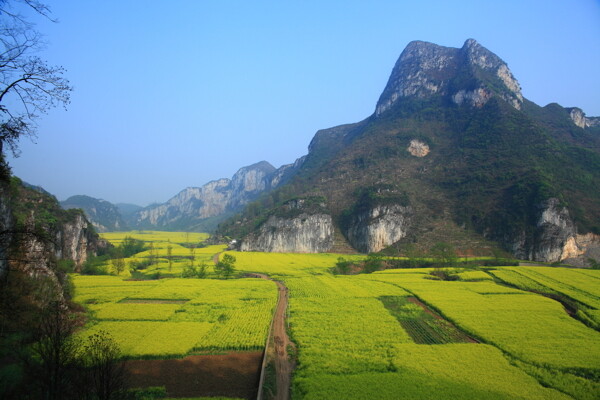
71 231 600 400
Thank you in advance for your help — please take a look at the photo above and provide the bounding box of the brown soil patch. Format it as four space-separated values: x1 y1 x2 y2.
125 351 262 399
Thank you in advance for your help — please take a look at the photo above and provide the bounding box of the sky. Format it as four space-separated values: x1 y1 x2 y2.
6 0 600 206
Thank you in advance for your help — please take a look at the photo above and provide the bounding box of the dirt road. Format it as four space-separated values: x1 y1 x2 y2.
212 253 295 399
272 280 294 400
251 273 294 400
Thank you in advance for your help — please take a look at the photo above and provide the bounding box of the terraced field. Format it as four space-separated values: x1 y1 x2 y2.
73 233 600 399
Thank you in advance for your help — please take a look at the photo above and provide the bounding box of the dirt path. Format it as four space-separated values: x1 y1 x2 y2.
214 251 295 399
252 273 294 400
272 280 294 400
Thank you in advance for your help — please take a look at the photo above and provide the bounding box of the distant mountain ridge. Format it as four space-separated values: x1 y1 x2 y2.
128 159 304 232
217 39 600 265
61 195 127 233
58 159 305 233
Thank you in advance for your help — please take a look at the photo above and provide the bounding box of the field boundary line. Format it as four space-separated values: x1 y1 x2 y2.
257 276 279 400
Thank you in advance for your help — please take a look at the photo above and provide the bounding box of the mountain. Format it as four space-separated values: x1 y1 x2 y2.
1 177 108 277
61 195 127 232
218 39 600 265
22 181 53 196
131 159 304 232
115 203 143 220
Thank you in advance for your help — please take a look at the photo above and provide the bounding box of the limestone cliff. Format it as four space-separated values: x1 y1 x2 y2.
240 213 334 253
510 198 600 265
345 204 413 253
240 198 334 253
566 107 600 129
1 177 107 277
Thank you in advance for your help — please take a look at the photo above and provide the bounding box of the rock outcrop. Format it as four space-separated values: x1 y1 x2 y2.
345 204 413 253
239 198 334 253
376 39 523 116
407 139 430 157
240 213 334 253
566 107 600 128
58 212 104 267
509 198 600 264
561 233 600 267
1 178 107 276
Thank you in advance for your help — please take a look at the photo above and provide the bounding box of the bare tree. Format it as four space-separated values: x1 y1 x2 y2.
28 300 80 400
0 0 72 158
82 331 126 400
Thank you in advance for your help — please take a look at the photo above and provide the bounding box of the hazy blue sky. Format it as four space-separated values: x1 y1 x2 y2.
7 0 600 206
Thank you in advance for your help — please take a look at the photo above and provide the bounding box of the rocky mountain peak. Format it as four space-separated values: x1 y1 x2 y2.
230 161 276 197
566 107 600 128
375 39 523 116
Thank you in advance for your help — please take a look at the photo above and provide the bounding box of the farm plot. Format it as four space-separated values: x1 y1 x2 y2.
511 267 600 309
276 267 572 399
101 231 209 245
379 296 475 344
74 247 600 399
98 231 226 278
386 278 600 369
487 268 553 293
227 251 364 277
294 344 570 400
489 267 600 326
72 275 277 358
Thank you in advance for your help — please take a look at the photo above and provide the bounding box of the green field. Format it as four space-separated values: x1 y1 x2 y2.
93 231 226 278
74 276 277 357
72 232 600 399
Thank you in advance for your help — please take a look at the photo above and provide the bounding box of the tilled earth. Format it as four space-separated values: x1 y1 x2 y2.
125 351 262 399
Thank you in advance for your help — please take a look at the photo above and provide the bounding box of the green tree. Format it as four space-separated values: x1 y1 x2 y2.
147 242 156 266
112 249 125 275
403 244 424 268
166 244 173 272
215 254 236 279
189 244 196 269
335 257 351 274
431 242 457 268
119 236 146 257
197 261 207 278
364 253 384 273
